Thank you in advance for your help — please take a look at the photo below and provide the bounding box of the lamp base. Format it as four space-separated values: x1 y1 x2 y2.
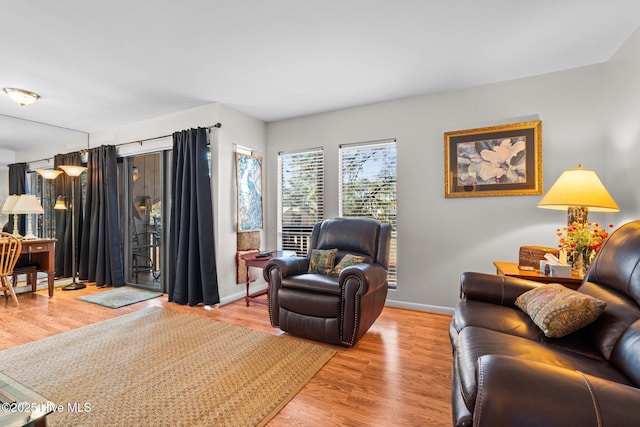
62 282 86 291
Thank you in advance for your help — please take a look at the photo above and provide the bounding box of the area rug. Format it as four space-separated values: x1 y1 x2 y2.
76 286 163 308
0 307 335 426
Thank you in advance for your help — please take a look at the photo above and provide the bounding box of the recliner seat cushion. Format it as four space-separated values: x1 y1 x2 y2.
281 273 341 295
278 288 340 318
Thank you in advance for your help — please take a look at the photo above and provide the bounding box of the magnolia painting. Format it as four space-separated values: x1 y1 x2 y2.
444 120 542 198
456 137 526 186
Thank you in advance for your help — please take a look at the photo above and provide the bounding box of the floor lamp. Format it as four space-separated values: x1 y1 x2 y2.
58 165 87 291
35 169 63 238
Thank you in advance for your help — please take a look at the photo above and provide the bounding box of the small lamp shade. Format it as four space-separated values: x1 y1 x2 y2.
54 196 67 210
537 164 619 224
58 165 87 177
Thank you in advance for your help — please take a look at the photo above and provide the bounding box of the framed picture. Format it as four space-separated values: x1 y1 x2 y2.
444 120 542 198
235 152 264 231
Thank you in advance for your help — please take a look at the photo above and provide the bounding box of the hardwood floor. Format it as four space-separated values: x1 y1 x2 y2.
0 283 453 426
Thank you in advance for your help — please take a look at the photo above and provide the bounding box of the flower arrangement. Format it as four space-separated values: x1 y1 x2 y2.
557 222 614 270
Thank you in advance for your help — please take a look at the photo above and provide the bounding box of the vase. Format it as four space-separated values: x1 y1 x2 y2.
568 250 591 277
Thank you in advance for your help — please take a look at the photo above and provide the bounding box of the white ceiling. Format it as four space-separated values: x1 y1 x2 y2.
2 0 640 152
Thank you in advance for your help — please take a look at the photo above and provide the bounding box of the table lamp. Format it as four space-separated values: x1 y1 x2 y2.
537 164 619 224
1 195 22 238
12 195 44 240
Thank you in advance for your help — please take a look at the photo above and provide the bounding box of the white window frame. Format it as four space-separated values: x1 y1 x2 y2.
277 148 324 256
339 139 397 288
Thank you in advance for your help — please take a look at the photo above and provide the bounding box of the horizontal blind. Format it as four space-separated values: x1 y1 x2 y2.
339 140 397 287
277 148 324 255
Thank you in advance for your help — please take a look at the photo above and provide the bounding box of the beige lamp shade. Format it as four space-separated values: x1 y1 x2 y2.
58 165 87 177
2 195 21 214
35 169 63 180
537 165 619 212
12 195 44 214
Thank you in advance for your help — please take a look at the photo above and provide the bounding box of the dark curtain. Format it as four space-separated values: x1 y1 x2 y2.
54 152 83 278
7 162 27 235
168 128 219 306
79 145 124 287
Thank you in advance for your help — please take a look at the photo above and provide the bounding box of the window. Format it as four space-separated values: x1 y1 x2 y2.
339 140 397 287
277 148 324 255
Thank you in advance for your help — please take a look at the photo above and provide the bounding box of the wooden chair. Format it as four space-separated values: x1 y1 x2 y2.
0 232 22 306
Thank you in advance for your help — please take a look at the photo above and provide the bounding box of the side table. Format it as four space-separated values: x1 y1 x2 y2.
239 251 277 306
493 261 583 290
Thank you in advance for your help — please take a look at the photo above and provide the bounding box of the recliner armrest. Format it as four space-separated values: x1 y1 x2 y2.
460 272 541 306
474 354 640 427
339 263 388 295
263 256 310 282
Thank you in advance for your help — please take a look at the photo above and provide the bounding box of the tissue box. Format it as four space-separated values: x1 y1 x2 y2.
540 260 572 278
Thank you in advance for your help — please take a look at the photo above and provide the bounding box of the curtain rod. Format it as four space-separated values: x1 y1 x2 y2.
113 123 222 149
24 123 222 166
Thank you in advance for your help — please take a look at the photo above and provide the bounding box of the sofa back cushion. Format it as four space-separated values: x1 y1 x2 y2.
585 220 640 306
579 220 640 360
610 319 640 387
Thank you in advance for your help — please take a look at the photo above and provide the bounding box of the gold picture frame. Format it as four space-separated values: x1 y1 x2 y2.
444 120 542 198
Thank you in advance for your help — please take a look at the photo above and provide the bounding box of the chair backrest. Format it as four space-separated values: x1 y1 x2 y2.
0 232 22 276
308 217 392 268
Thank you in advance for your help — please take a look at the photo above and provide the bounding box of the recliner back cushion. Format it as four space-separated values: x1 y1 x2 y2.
313 218 379 258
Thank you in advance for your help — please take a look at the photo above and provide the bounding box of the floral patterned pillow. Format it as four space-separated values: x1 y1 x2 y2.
308 248 338 275
515 284 607 338
331 254 365 276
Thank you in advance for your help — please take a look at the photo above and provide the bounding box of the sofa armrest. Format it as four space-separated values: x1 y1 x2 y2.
460 272 542 306
474 355 640 427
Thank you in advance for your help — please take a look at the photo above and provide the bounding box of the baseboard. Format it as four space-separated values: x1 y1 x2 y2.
219 283 268 306
384 299 455 315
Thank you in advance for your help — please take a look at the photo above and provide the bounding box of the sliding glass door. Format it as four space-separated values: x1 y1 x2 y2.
119 151 170 291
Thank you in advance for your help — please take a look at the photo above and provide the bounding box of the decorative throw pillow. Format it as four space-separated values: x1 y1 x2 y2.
331 254 365 276
515 284 607 338
308 248 338 275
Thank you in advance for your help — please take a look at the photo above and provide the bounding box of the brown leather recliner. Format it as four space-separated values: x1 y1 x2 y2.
263 217 392 346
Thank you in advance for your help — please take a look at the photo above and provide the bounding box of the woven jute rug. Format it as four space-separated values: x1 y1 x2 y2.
0 307 335 426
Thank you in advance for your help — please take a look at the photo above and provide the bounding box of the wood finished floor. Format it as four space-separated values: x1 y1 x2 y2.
0 283 453 426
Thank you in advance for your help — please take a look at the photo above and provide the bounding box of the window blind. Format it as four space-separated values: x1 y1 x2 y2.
277 148 324 255
339 139 397 287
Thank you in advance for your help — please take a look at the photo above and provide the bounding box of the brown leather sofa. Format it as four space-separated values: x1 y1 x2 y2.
263 217 391 346
450 219 640 427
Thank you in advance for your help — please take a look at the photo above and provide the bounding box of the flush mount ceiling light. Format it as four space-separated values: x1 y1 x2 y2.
3 87 40 106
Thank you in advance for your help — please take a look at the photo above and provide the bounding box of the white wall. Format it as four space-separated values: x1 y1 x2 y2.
604 26 640 225
266 64 619 312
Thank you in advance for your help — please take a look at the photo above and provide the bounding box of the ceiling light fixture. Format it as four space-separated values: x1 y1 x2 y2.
3 87 40 106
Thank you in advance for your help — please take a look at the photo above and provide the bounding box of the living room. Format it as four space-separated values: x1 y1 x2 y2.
2 2 640 426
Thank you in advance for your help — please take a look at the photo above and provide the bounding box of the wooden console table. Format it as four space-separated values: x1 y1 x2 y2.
493 261 582 290
18 239 56 297
239 252 275 306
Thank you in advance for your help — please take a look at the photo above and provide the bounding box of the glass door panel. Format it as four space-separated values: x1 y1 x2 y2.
121 152 164 291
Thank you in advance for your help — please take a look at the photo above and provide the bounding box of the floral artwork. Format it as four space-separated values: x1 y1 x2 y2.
456 137 526 186
236 153 263 231
444 121 542 197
